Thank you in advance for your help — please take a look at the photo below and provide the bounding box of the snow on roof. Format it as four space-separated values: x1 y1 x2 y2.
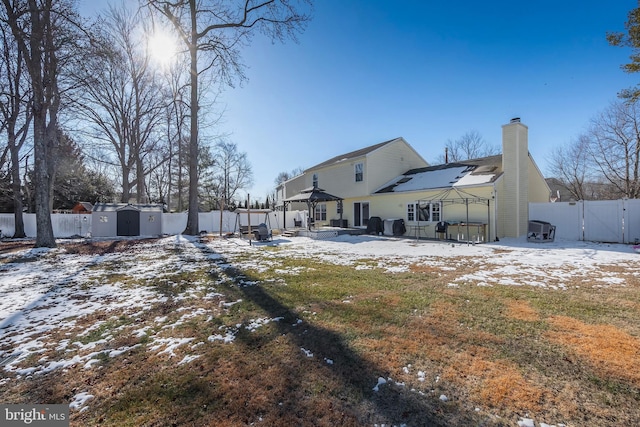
375 163 499 194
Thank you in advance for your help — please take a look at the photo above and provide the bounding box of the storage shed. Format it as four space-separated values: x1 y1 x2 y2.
92 203 163 237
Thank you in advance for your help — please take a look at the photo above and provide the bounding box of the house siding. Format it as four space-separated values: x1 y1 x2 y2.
366 139 429 194
528 157 551 203
276 174 306 208
501 121 529 238
367 186 496 240
301 138 428 201
309 159 364 199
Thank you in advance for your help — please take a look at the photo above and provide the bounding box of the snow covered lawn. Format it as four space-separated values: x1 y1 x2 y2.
1 234 639 426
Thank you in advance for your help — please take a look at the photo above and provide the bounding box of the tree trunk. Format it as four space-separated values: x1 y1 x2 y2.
9 139 26 238
121 166 131 203
183 0 199 235
33 113 56 247
29 1 56 248
136 158 146 203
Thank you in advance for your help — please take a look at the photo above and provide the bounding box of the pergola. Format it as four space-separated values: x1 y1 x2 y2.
282 187 343 230
416 187 493 243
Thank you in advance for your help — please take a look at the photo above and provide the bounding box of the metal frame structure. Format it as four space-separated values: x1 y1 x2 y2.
415 187 492 243
282 187 343 231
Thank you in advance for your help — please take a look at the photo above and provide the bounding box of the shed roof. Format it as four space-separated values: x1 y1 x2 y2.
92 203 164 213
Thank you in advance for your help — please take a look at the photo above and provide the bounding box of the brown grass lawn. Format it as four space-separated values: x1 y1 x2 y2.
1 236 640 426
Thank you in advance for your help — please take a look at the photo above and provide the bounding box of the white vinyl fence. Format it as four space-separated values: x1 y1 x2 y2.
0 210 307 239
529 199 640 243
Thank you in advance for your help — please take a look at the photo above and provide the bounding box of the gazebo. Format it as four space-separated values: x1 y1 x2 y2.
415 187 493 243
282 186 343 230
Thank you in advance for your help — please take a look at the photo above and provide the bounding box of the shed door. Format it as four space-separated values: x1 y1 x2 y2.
117 210 140 236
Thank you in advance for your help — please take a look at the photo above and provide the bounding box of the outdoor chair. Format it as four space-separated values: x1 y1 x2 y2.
435 221 449 239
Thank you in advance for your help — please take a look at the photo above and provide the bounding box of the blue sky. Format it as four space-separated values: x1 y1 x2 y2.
218 0 638 201
81 1 639 203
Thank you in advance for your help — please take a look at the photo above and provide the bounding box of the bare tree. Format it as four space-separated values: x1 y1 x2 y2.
548 135 591 201
585 100 640 198
146 0 311 234
552 100 640 200
162 59 191 211
1 0 84 247
144 140 176 206
274 166 304 186
213 139 253 207
0 13 32 237
438 130 499 164
73 4 168 204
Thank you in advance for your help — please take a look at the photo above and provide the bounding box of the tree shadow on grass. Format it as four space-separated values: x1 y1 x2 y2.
201 245 493 426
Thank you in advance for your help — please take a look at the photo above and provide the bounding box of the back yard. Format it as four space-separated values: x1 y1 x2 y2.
1 234 639 426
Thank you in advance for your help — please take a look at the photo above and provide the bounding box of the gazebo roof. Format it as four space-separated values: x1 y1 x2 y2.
284 187 343 203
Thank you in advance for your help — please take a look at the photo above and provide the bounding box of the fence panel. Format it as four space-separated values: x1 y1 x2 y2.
162 211 241 235
161 212 187 235
200 211 236 234
623 199 640 244
529 202 583 241
0 214 15 237
1 209 305 239
0 214 37 238
51 214 92 238
583 200 624 243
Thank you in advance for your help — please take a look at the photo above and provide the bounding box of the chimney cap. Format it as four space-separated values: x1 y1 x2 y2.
510 117 521 123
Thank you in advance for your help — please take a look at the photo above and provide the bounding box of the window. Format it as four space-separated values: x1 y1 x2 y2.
407 203 415 221
312 173 318 188
315 203 327 221
417 203 430 221
407 201 441 222
431 203 441 222
355 163 363 182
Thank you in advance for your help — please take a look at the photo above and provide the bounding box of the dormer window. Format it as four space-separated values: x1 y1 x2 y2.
355 163 363 182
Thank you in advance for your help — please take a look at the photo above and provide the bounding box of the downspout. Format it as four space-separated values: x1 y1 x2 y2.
283 202 287 230
493 182 499 241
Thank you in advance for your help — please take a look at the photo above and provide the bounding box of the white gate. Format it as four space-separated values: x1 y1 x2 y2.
583 200 624 243
529 199 640 243
528 202 582 241
624 199 640 244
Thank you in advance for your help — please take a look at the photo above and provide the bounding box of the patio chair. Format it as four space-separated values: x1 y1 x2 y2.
435 221 449 239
